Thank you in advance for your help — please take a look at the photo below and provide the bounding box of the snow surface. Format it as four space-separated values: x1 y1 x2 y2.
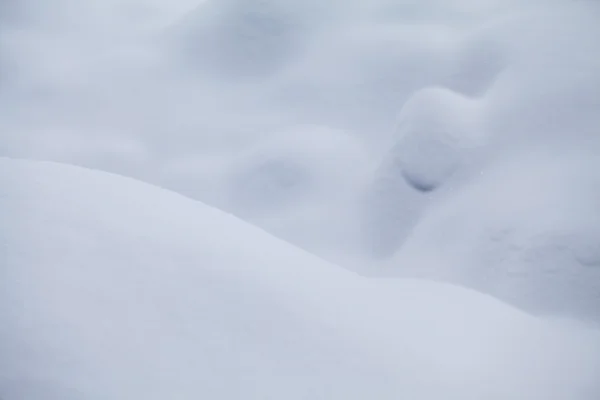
1 157 600 399
2 0 600 397
385 86 485 193
392 149 600 322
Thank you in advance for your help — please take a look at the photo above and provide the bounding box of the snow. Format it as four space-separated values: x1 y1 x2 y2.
169 0 312 79
359 86 485 258
2 0 600 397
361 158 429 259
387 86 485 192
392 149 600 321
269 22 455 132
220 125 368 262
1 157 599 399
479 3 600 150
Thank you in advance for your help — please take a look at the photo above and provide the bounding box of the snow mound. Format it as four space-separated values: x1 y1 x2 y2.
394 150 600 322
391 86 485 192
359 87 484 258
1 157 599 399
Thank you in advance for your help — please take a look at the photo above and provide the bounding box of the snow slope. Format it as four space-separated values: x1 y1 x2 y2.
393 149 600 322
1 157 599 399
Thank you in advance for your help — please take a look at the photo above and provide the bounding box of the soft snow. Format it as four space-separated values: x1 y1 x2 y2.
2 0 600 398
385 86 485 192
393 149 600 321
1 158 599 399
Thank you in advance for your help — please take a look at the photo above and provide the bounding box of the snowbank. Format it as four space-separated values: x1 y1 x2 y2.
0 157 599 399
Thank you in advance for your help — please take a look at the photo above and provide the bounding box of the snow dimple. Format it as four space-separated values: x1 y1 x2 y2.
170 0 322 79
397 136 458 193
227 157 311 215
219 125 368 265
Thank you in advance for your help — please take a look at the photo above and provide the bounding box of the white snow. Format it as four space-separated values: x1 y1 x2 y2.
392 149 600 321
387 86 485 192
2 0 600 397
1 157 599 399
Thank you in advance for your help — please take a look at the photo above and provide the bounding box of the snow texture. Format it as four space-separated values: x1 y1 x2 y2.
2 0 600 397
1 157 599 399
393 149 600 322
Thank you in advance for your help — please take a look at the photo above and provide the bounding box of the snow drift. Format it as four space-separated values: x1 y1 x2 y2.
393 149 600 322
2 0 600 276
0 157 599 399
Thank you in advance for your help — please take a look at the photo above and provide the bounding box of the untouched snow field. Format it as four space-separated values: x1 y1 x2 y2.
1 158 599 399
1 0 600 397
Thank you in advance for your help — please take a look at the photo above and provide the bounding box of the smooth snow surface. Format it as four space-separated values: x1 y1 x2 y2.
2 0 600 397
1 158 599 399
